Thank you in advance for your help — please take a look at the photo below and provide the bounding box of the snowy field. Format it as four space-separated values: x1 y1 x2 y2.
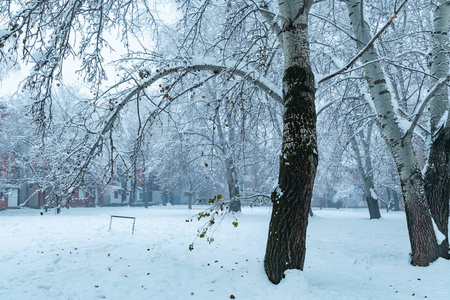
1 206 449 300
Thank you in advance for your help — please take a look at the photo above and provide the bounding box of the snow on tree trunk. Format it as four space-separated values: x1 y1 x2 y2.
226 116 241 213
361 125 381 219
366 194 381 219
425 0 450 258
264 0 318 284
387 171 401 211
391 188 400 211
350 129 381 219
227 168 241 213
428 1 450 135
345 0 439 265
214 100 241 213
425 129 450 258
223 143 241 213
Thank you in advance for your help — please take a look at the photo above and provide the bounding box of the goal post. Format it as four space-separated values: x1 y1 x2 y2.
109 215 136 234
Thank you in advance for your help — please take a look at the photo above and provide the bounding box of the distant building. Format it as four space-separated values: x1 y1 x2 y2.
0 184 19 209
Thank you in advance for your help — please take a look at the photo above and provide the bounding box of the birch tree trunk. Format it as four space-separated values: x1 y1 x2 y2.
350 123 381 219
214 99 241 213
264 0 318 284
345 0 439 265
225 115 241 213
425 0 450 258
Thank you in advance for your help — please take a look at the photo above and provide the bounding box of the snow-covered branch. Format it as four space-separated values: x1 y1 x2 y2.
405 74 450 139
318 0 409 84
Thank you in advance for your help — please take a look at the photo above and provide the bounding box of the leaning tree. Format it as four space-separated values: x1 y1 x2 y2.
315 0 449 263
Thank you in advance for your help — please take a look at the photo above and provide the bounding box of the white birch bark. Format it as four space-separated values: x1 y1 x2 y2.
214 100 241 212
345 0 439 265
429 0 450 134
350 122 381 219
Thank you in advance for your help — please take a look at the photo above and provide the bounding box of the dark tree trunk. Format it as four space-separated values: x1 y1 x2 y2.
227 161 241 213
143 176 148 209
162 193 167 206
424 0 449 259
263 1 317 284
401 172 440 265
392 189 400 211
349 128 381 220
229 198 241 213
143 185 148 209
386 186 401 211
129 189 135 206
264 64 318 284
188 194 193 210
425 127 450 258
366 197 381 219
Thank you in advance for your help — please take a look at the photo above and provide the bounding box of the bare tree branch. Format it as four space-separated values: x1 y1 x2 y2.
405 74 450 138
318 0 409 84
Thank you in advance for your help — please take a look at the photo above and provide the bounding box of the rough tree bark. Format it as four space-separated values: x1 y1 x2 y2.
264 0 318 284
424 0 450 259
345 0 440 265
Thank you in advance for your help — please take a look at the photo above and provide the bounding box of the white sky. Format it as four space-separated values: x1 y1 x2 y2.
0 0 179 98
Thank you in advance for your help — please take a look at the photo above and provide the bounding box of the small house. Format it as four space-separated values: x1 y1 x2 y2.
0 184 20 209
98 185 127 206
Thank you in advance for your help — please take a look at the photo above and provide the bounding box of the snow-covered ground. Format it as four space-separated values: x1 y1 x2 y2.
1 206 448 299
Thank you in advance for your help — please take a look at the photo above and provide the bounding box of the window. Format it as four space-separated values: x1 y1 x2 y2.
114 191 119 199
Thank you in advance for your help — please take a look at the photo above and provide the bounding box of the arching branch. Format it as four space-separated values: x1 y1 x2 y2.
68 61 282 192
